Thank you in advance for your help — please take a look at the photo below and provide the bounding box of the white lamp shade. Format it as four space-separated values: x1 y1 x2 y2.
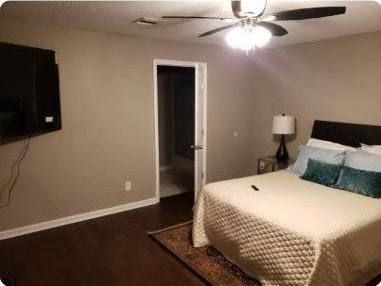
272 114 295 135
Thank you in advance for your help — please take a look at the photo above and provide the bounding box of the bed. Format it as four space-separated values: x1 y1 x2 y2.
193 120 381 286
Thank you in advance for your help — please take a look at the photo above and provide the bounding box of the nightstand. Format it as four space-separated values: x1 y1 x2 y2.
257 156 295 175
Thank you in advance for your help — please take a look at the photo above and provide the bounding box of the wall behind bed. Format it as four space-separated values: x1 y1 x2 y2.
250 32 381 170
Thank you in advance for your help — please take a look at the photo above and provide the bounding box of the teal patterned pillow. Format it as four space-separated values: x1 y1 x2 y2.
300 159 342 187
334 166 381 198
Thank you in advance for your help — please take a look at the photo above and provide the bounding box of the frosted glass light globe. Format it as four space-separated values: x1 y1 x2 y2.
225 25 272 51
253 26 272 48
225 27 256 51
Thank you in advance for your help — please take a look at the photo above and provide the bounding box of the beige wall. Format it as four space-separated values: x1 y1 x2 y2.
1 14 380 232
0 16 254 231
250 32 381 168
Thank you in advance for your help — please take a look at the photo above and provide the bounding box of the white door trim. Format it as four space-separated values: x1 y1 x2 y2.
153 59 207 202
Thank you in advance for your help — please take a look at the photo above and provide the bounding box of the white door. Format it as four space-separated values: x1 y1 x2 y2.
194 63 207 200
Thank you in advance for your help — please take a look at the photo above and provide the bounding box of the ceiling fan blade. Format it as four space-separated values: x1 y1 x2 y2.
257 21 288 36
271 7 346 21
198 23 238 38
162 16 229 21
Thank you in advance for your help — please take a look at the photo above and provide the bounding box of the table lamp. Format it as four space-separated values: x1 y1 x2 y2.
272 114 295 162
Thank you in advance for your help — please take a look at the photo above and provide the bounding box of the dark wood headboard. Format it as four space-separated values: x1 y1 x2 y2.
311 120 381 147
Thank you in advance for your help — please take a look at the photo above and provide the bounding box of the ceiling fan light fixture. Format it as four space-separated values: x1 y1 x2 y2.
253 25 272 47
225 27 255 51
225 25 271 51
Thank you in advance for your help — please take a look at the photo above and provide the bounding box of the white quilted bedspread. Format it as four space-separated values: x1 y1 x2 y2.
193 171 381 286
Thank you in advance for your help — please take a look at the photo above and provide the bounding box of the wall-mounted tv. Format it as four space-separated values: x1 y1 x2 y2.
0 42 61 145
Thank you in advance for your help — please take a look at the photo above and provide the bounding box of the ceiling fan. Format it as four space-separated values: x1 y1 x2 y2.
162 0 346 51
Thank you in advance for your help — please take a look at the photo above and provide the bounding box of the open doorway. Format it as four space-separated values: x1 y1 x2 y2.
153 60 207 202
158 66 195 198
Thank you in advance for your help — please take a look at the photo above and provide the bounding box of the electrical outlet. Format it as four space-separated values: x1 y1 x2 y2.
125 181 132 192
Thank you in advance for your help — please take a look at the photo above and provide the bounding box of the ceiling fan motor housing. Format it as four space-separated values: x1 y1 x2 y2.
233 0 268 18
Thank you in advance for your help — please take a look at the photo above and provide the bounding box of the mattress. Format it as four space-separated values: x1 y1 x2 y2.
193 170 381 286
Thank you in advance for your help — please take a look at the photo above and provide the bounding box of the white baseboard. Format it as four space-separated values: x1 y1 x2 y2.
0 197 158 241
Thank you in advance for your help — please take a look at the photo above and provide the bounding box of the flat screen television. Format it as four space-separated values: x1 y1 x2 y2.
0 42 61 145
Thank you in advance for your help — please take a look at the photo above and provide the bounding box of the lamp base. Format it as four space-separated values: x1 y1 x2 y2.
276 135 289 162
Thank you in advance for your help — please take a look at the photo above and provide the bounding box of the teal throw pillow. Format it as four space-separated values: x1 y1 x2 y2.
334 166 381 198
300 159 342 187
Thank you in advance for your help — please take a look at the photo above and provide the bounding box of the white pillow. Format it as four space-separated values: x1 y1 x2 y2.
359 144 381 155
307 138 357 152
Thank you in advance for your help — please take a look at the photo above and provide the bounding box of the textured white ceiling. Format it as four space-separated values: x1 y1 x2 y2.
1 1 380 48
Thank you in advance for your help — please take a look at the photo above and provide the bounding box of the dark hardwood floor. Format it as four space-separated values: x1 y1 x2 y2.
1 192 380 286
0 192 205 286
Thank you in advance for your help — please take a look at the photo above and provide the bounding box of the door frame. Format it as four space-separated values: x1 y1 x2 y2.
153 59 207 203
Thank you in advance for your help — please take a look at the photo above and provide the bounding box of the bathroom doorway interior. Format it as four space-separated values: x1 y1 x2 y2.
157 65 195 198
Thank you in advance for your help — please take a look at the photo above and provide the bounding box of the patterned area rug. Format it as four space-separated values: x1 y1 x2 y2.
148 222 260 286
149 222 381 286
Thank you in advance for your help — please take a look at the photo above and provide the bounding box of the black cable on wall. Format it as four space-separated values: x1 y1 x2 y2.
0 137 31 209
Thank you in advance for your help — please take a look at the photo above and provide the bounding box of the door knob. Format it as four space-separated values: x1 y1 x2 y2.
190 145 203 150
